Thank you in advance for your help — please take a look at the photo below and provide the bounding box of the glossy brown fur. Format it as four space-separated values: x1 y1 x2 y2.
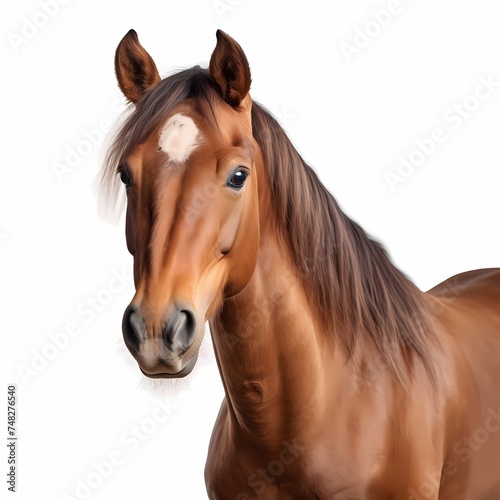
100 30 500 499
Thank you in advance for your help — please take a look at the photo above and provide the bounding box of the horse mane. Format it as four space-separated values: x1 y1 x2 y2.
251 106 438 385
99 66 438 386
98 66 222 216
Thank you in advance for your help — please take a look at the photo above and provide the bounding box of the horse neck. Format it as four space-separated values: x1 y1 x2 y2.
210 206 340 449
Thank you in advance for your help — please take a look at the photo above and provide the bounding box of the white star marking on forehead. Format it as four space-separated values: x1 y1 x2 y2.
158 113 200 163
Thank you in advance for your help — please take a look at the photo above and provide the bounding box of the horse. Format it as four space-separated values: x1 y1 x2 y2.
98 29 500 499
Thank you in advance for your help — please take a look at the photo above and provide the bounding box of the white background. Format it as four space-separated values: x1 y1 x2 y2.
2 0 500 499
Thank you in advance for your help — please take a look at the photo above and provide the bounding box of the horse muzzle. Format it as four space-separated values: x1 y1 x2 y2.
122 303 199 378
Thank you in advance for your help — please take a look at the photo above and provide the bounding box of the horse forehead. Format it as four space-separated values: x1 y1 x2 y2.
154 107 255 169
158 113 201 164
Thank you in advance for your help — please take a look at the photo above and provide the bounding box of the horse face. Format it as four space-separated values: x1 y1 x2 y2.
114 31 260 378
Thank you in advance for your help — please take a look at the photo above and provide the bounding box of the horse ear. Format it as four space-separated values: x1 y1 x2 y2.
209 30 251 107
115 29 161 104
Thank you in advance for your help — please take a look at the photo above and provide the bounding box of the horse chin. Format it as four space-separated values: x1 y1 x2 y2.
139 352 199 379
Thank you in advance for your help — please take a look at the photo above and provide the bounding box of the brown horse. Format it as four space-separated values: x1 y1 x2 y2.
99 29 500 499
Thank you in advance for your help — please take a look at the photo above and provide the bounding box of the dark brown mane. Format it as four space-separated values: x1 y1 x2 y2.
251 105 437 384
100 66 437 385
99 66 221 213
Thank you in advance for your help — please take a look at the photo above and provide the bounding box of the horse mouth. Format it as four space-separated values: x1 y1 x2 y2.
139 353 198 379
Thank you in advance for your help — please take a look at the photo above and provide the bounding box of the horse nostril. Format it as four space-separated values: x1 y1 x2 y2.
162 306 198 354
181 308 196 341
122 305 145 352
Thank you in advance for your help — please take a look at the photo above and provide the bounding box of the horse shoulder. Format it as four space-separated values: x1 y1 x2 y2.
425 268 500 498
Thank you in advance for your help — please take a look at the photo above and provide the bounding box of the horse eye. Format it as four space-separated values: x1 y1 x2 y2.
120 167 132 188
227 169 248 190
